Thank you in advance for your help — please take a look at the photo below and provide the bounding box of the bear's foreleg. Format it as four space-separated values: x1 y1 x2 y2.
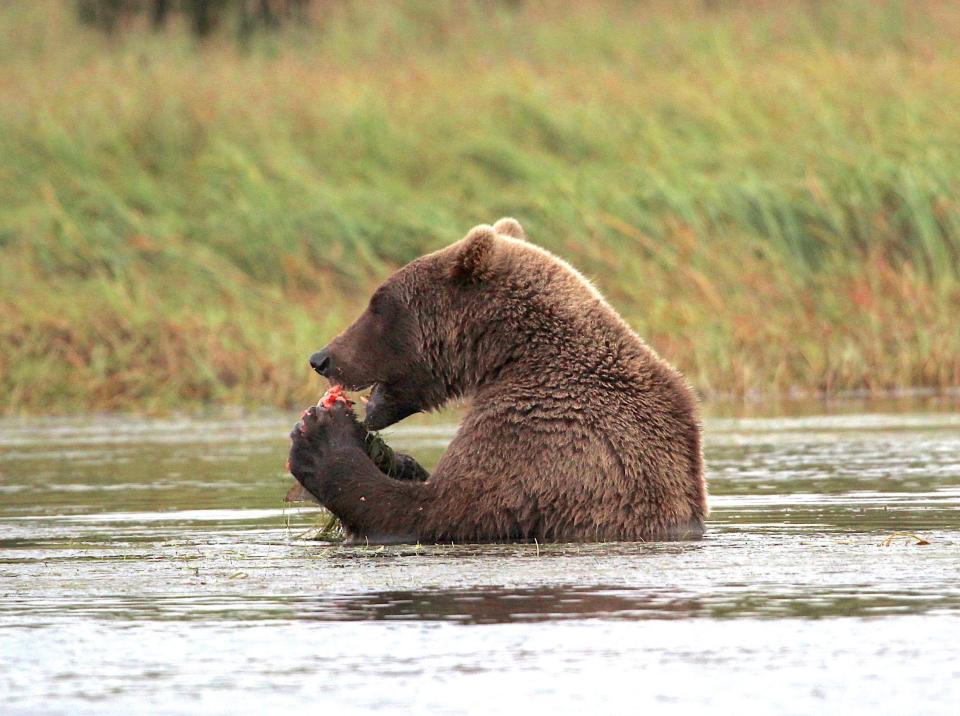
361 431 430 482
388 453 430 482
289 403 432 541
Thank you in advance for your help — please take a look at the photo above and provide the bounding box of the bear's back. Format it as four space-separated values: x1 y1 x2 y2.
428 238 706 540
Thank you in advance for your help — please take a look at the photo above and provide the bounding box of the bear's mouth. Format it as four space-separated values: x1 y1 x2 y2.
326 377 377 395
361 383 389 427
326 380 388 423
324 380 419 431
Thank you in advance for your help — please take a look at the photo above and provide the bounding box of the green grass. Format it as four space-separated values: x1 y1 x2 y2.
2 0 959 413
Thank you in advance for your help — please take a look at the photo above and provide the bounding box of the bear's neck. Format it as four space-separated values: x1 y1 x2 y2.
451 291 642 401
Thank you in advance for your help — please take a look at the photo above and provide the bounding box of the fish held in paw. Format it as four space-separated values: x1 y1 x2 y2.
318 384 354 411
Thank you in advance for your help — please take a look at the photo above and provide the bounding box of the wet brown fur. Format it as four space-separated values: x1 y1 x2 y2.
289 219 707 543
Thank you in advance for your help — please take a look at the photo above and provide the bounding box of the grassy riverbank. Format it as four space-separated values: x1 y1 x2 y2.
2 0 959 413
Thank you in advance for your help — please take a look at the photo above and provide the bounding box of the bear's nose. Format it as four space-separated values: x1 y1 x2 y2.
309 349 332 377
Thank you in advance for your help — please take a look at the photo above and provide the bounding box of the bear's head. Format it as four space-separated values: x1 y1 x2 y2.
309 217 594 430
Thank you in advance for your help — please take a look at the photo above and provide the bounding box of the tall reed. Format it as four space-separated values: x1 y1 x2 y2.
1 0 958 413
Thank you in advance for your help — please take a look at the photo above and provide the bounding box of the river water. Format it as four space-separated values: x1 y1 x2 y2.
1 404 959 714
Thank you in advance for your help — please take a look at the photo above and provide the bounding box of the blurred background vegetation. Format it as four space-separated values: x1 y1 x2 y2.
1 0 958 414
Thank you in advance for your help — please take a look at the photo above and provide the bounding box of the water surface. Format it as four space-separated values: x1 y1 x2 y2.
1 407 959 714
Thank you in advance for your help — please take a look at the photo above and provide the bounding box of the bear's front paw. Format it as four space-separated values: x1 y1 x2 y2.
288 402 367 492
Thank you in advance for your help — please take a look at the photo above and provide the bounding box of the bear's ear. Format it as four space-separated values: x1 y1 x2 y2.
452 224 497 282
493 217 526 240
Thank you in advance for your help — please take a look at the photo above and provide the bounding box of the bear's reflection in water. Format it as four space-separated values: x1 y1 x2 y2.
295 585 703 625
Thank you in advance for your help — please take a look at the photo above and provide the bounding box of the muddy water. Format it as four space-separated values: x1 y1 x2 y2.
1 407 959 714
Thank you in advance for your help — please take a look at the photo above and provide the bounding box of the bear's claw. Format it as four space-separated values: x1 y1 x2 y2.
288 400 368 484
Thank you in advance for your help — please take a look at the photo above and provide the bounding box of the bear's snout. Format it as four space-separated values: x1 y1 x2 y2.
309 349 332 377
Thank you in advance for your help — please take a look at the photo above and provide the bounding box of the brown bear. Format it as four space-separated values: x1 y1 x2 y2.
288 218 707 543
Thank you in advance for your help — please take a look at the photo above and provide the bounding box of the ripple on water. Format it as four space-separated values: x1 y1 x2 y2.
0 408 959 713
